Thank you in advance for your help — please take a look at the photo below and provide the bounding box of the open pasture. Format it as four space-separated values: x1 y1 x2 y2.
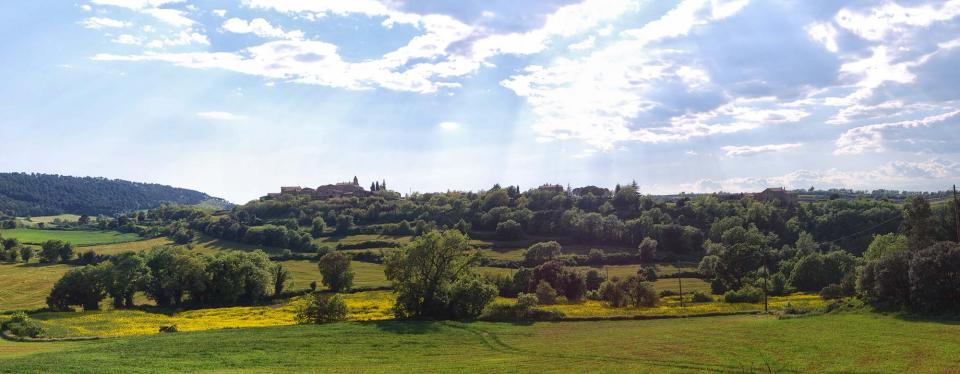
281 260 390 291
0 229 142 246
0 263 75 312
2 313 959 373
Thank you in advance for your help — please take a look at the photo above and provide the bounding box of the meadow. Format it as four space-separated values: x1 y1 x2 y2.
282 260 390 291
2 313 958 373
0 263 75 311
0 229 142 246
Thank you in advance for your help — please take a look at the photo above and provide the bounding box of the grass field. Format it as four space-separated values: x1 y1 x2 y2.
0 229 142 246
83 237 175 255
281 260 390 291
0 263 76 312
2 313 958 373
17 214 83 225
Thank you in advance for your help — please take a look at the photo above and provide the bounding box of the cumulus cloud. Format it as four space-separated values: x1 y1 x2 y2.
681 158 960 193
834 110 960 155
223 18 304 40
81 17 130 29
721 143 802 157
90 0 185 10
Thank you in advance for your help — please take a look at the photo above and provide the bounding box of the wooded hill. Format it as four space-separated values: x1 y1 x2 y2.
0 172 232 216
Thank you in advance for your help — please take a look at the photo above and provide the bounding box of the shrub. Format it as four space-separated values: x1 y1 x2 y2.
3 312 45 338
535 280 558 305
637 266 657 282
318 252 354 292
659 290 678 297
516 293 539 310
585 269 605 291
336 240 402 250
587 248 604 265
448 274 499 319
820 284 844 300
769 272 791 296
480 302 565 321
599 276 658 307
296 293 348 324
19 247 32 263
723 285 763 303
599 278 628 307
638 237 657 262
690 291 712 303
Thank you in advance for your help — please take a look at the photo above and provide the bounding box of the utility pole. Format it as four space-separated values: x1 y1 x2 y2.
762 251 769 313
954 185 959 243
677 269 684 308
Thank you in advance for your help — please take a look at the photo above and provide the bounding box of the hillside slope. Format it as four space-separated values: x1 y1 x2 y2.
0 173 232 216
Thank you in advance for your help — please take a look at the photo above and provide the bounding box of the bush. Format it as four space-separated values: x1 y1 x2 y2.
535 280 558 305
496 220 523 240
723 285 763 303
336 240 402 250
295 293 348 324
690 291 712 303
820 284 844 300
318 252 354 292
448 274 499 319
638 237 657 262
638 266 657 282
3 312 45 338
480 302 565 321
516 293 539 310
659 290 678 297
599 276 658 307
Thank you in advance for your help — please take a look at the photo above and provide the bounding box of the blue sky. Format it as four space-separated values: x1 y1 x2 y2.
1 0 959 203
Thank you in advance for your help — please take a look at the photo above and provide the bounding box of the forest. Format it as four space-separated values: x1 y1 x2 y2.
0 173 231 217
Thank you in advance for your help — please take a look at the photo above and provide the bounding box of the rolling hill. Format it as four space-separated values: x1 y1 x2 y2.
0 172 232 216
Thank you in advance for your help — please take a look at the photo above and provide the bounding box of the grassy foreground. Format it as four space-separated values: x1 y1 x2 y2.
2 313 958 373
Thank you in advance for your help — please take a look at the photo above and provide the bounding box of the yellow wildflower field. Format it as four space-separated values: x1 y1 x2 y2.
34 291 397 338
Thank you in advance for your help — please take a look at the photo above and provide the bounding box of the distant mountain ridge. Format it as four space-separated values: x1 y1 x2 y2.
0 172 233 216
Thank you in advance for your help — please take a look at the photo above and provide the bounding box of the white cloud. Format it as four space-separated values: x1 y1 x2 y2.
438 121 462 131
680 158 960 193
197 111 245 120
805 22 837 53
223 18 304 40
834 110 960 155
113 34 143 45
721 143 802 157
213 9 227 17
81 17 130 29
834 1 960 42
568 36 596 51
145 31 209 48
90 0 185 10
142 8 195 27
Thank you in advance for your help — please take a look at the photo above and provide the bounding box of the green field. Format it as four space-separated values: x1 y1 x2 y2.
0 229 142 246
1 313 958 373
17 214 83 225
0 263 75 311
282 260 390 291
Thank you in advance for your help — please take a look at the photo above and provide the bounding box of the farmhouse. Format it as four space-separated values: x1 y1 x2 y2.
748 187 795 204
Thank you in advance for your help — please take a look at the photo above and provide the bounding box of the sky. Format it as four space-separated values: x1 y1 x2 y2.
1 0 959 203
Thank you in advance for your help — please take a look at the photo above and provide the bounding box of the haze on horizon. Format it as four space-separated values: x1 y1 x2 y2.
1 0 959 203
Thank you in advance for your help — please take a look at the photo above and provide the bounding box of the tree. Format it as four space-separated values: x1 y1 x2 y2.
902 196 934 251
19 246 32 263
482 189 510 211
384 230 495 319
788 251 856 292
2 237 19 250
523 241 562 266
335 215 354 235
585 269 605 291
143 247 208 307
78 215 91 225
274 263 290 296
908 242 960 312
102 252 148 308
40 240 72 263
47 265 108 311
311 217 326 238
697 225 772 291
638 237 657 263
864 233 907 261
318 252 354 292
496 219 523 240
296 293 348 324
